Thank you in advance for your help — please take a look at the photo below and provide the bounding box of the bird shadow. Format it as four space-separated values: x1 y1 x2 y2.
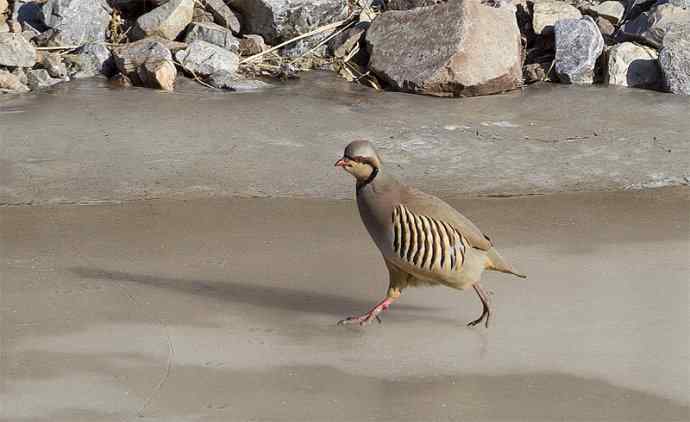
68 266 439 319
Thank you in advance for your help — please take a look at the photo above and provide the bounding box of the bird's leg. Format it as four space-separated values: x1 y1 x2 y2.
338 288 401 326
467 283 492 328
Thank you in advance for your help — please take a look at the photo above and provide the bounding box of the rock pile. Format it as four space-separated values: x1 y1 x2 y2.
0 0 688 96
521 0 690 94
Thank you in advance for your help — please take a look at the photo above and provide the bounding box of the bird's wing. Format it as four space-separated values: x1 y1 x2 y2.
399 186 492 251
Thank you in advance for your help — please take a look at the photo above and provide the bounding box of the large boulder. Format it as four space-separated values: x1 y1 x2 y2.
532 0 582 35
554 16 604 84
605 42 661 88
227 0 348 44
112 37 177 90
0 32 36 66
619 3 690 48
365 0 523 97
184 22 239 52
659 25 690 94
39 0 111 45
175 39 240 76
132 0 195 41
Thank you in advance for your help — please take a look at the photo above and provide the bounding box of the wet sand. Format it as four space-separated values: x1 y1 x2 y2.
1 187 688 421
1 73 689 205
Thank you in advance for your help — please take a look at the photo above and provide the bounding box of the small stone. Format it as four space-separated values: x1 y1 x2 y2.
184 22 239 53
554 16 605 84
208 70 274 90
532 0 582 35
596 16 616 37
175 40 239 76
113 37 177 90
659 24 690 95
0 69 30 93
588 1 626 25
239 34 268 56
202 0 241 33
40 52 68 79
39 0 112 45
605 42 661 89
140 58 176 91
132 0 195 41
0 32 36 67
27 68 63 90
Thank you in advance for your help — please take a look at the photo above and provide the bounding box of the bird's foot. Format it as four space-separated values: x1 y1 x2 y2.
467 309 490 328
337 312 382 326
337 299 392 326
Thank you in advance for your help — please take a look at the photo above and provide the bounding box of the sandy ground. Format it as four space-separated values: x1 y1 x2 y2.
1 187 688 421
1 73 689 205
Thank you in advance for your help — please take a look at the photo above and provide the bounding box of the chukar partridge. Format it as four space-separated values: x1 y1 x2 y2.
335 140 526 327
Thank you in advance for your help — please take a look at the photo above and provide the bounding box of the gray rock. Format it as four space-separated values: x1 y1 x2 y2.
554 16 604 84
239 34 268 56
659 24 690 94
79 42 114 75
184 22 239 53
27 68 63 89
0 32 36 67
366 1 523 97
605 42 661 88
619 3 690 48
658 0 690 8
41 52 68 79
0 23 9 33
175 39 239 76
227 0 348 44
532 0 582 35
202 0 241 33
132 0 195 41
112 37 177 90
208 70 274 90
0 69 30 93
39 0 112 45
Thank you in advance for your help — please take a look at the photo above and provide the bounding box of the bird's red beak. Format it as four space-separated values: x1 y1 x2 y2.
334 158 348 167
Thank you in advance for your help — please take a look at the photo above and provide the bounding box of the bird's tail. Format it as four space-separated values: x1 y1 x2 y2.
486 247 527 279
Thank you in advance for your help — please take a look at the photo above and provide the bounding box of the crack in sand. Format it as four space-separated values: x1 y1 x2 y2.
114 282 175 419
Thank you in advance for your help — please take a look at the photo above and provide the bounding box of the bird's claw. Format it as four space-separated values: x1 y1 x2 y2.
337 312 382 326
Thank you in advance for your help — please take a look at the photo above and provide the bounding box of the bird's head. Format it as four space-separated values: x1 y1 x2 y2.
335 140 382 182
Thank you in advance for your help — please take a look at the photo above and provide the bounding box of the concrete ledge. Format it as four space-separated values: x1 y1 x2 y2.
1 73 688 205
